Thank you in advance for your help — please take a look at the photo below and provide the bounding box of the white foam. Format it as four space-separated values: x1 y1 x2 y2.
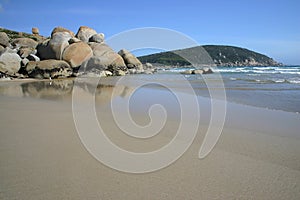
288 80 300 84
273 79 285 83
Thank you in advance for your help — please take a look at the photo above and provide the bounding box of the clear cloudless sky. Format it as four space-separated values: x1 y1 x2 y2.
0 0 299 64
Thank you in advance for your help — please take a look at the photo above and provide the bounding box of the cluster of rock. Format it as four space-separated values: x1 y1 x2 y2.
0 26 154 79
180 67 213 75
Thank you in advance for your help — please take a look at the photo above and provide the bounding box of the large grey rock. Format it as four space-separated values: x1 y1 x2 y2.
118 49 143 70
36 39 56 60
0 32 11 48
12 38 38 49
25 60 73 79
86 42 127 72
62 42 93 68
49 32 72 60
89 42 112 57
37 32 72 60
36 27 74 60
0 52 22 75
89 33 104 43
85 56 107 71
76 26 97 43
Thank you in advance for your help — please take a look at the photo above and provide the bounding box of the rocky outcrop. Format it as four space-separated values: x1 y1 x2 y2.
0 26 148 79
25 60 72 79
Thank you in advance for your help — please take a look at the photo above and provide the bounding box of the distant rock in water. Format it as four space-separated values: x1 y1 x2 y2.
138 45 282 67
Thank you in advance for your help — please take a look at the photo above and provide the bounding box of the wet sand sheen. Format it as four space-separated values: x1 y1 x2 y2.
0 79 300 199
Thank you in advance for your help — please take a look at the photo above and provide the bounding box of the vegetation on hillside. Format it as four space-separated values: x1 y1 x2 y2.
138 45 281 67
0 28 47 42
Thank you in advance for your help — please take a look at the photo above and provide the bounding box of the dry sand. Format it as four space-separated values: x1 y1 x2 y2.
0 79 300 199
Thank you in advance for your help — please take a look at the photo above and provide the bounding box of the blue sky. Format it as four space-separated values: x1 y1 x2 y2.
0 0 299 64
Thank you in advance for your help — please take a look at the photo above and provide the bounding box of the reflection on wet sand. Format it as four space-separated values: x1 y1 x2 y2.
22 80 74 100
0 79 135 104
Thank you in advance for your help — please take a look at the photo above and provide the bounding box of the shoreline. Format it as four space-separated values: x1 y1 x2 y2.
1 75 299 115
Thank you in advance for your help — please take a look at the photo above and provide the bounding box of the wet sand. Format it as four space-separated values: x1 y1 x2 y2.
0 78 300 199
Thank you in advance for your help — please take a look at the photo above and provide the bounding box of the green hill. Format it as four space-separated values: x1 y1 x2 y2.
138 45 282 67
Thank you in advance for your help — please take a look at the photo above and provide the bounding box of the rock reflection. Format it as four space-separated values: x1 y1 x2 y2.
22 80 74 100
0 78 135 104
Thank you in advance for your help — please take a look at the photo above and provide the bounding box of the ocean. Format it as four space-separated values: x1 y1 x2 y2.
138 65 300 113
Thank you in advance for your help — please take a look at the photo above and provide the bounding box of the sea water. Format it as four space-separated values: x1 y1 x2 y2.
139 66 300 113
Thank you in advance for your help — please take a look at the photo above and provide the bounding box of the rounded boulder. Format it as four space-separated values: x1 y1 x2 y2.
49 32 72 60
25 60 72 79
51 27 75 37
12 38 38 49
76 26 97 43
118 49 143 70
0 52 22 75
89 33 104 43
62 42 93 68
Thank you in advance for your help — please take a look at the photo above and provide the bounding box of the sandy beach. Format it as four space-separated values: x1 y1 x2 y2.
0 78 300 199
